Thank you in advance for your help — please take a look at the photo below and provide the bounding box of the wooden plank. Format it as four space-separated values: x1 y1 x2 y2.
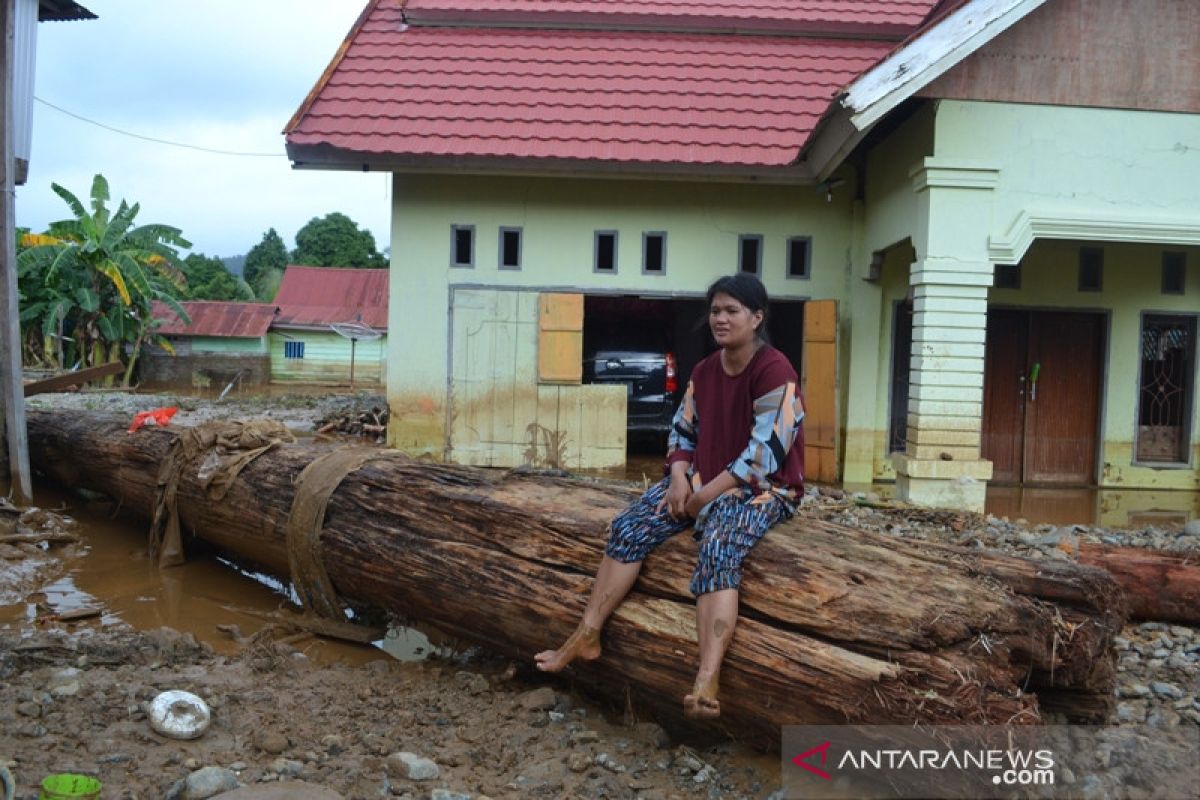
22 362 126 397
802 299 838 483
538 293 583 384
0 0 31 504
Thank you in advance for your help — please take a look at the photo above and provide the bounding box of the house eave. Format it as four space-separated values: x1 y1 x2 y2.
285 143 817 186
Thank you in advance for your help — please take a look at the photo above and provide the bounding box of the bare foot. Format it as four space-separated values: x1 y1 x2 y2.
683 673 721 719
534 623 601 672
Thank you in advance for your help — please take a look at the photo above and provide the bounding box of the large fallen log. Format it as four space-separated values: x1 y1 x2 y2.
25 409 1126 742
1077 542 1200 624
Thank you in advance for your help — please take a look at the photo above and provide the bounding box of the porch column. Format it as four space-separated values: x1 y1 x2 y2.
893 159 998 511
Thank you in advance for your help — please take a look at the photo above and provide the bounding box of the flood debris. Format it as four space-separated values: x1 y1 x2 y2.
315 406 388 441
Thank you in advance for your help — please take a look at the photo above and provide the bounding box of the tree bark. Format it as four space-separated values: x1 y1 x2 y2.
25 409 1127 742
1077 543 1200 625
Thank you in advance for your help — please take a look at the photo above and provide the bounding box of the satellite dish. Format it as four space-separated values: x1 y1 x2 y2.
330 319 382 388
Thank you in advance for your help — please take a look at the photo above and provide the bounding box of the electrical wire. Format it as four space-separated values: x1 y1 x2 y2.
34 96 285 158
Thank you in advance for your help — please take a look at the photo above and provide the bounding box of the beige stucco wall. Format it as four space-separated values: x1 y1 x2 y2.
387 172 856 463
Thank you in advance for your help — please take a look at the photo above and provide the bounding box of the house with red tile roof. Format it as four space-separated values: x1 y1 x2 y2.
268 265 389 386
287 0 1200 518
143 301 276 390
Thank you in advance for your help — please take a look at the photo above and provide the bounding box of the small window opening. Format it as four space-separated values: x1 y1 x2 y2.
739 235 762 274
451 225 474 268
1078 247 1103 292
284 341 305 360
994 263 1021 290
499 227 522 270
1162 252 1186 295
595 231 617 273
787 236 811 279
643 232 666 274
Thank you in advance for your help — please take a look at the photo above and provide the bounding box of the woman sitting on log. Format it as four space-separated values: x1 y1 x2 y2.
535 273 806 719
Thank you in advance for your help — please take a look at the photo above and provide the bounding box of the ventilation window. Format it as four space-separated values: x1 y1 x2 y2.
739 234 762 274
1136 315 1196 464
994 263 1021 290
594 231 617 273
284 341 305 360
1162 252 1186 295
642 232 666 274
787 236 811 279
451 225 474 268
1078 247 1103 292
499 227 522 270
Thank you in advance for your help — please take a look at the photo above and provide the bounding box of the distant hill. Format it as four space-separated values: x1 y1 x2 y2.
221 254 246 277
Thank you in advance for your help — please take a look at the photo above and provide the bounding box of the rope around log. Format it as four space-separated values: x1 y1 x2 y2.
285 447 409 620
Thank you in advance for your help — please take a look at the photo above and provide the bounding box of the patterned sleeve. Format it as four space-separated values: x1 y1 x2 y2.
665 379 698 467
729 380 805 489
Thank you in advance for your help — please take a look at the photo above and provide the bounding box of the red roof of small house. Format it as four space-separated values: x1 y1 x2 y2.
151 301 275 338
272 266 389 331
285 0 939 173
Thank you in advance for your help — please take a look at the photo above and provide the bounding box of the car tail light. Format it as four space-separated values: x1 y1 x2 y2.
665 352 678 395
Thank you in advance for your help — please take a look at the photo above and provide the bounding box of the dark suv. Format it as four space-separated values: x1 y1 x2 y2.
583 342 679 435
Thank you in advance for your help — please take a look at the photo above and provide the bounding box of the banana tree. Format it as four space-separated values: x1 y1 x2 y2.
17 174 191 385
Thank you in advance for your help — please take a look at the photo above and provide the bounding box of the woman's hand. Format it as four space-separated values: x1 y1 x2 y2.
684 470 739 520
657 464 693 519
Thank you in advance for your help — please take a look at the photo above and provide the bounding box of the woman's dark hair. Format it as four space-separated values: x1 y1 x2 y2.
706 273 770 339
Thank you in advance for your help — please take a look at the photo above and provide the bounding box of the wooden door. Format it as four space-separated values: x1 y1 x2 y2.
982 310 1104 486
1023 312 1104 485
982 310 1029 484
802 300 838 484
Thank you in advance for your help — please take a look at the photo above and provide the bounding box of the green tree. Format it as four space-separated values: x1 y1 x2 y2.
243 227 288 299
183 253 254 301
17 174 191 385
291 212 386 268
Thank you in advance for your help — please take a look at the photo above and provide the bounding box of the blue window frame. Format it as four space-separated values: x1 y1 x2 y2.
284 341 305 359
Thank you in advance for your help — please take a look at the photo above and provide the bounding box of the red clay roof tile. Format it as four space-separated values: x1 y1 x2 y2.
287 2 905 169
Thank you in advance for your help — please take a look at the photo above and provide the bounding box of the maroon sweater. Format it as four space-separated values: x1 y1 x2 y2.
666 345 806 496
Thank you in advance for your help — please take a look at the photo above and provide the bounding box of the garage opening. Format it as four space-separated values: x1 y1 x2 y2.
582 294 804 476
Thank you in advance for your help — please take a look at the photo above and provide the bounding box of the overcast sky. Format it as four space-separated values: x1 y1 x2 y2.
16 0 391 260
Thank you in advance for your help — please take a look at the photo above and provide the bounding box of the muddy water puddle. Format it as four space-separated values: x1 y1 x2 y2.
0 481 432 665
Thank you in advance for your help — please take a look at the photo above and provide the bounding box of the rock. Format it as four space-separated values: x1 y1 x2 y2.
430 791 472 800
1112 636 1131 650
385 752 439 781
254 730 289 755
1183 519 1200 536
1151 682 1184 700
547 711 565 723
1168 625 1193 638
594 753 624 773
1115 702 1145 724
15 701 41 718
570 729 600 745
210 782 344 799
270 758 303 777
50 680 81 698
181 766 239 799
519 686 557 711
1079 775 1105 800
567 752 591 773
673 751 706 774
1121 683 1152 699
320 734 344 755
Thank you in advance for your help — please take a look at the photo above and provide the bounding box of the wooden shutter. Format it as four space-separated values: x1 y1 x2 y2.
802 299 838 484
538 293 583 384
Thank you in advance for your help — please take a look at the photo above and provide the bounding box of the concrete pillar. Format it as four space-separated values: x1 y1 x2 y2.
893 159 999 511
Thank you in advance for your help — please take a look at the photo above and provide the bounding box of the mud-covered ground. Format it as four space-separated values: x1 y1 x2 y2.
4 390 1199 799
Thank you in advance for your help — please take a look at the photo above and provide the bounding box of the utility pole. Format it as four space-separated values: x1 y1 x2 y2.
0 0 33 504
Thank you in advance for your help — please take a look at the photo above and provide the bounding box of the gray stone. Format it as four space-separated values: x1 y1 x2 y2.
595 753 624 773
1112 636 1131 650
385 752 439 781
15 701 40 718
50 680 80 698
1122 683 1152 699
571 729 600 745
1115 703 1145 724
633 721 671 749
567 752 592 773
1079 775 1105 800
270 758 303 777
182 766 240 800
1182 519 1200 536
210 782 344 800
519 686 557 711
1168 625 1193 638
430 791 472 800
1152 648 1172 659
1151 682 1184 700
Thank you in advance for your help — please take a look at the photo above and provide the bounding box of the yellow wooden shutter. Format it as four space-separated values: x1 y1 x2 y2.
538 293 583 384
802 299 838 484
